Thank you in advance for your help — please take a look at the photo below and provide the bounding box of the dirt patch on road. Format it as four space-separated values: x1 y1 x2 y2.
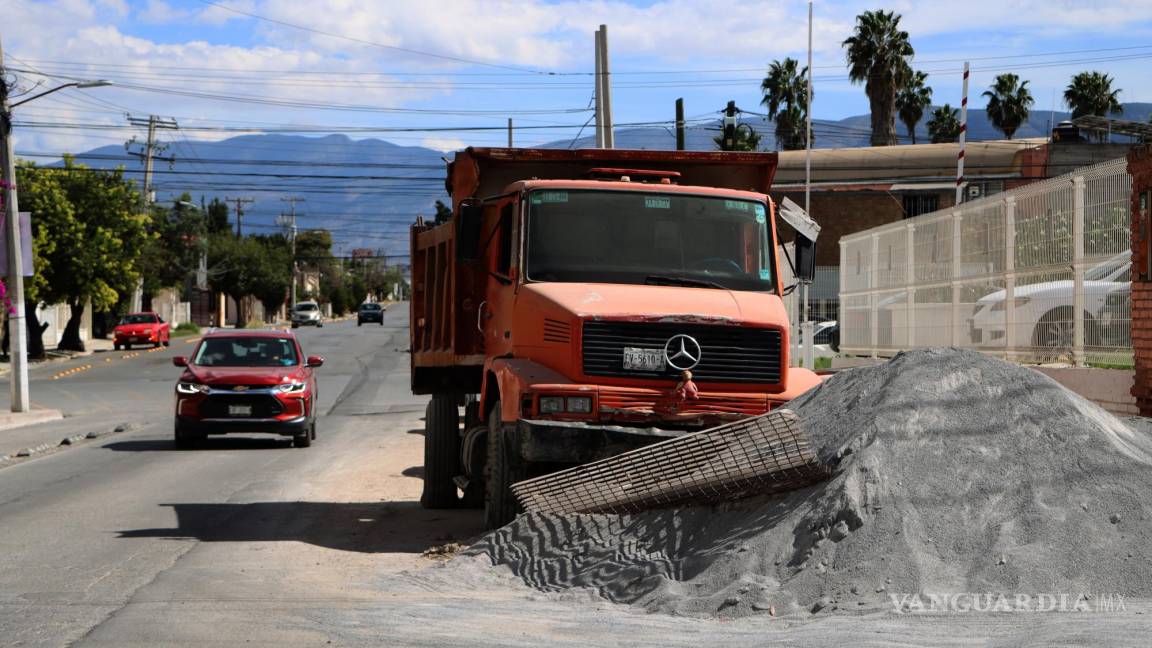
459 348 1152 618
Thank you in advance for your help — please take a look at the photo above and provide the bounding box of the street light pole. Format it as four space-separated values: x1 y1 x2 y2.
0 37 29 411
0 32 111 412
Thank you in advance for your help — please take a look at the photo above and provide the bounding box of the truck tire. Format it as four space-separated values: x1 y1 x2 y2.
420 393 461 509
484 401 524 528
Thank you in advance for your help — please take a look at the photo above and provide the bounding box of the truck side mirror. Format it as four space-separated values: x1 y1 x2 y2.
794 235 817 283
456 202 483 260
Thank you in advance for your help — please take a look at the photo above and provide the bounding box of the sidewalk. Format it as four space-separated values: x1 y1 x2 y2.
0 337 116 378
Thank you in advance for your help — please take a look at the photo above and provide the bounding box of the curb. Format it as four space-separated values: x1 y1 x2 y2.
0 422 134 463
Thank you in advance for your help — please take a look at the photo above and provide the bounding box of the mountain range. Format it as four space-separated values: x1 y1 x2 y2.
55 103 1151 261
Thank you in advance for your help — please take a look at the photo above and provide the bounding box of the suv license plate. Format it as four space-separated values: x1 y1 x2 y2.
623 347 665 371
228 404 253 417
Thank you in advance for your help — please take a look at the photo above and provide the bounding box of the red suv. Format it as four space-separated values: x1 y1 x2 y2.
172 329 323 448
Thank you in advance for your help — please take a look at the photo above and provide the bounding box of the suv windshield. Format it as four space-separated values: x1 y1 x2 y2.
193 337 299 367
526 190 775 291
120 314 158 324
295 303 318 312
360 303 381 311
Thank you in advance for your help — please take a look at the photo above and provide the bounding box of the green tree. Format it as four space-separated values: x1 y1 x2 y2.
926 104 962 143
1064 71 1122 142
983 73 1034 140
713 124 762 151
896 70 932 144
433 199 452 224
15 158 149 352
206 234 290 327
139 193 207 299
206 197 230 235
760 57 811 150
843 9 915 147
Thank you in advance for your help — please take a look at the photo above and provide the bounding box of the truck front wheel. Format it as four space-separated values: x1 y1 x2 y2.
484 401 524 528
420 393 461 509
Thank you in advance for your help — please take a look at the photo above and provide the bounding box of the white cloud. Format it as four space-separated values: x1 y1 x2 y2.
138 0 190 24
420 136 466 152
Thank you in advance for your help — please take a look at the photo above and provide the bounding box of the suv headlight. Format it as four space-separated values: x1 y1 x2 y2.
277 382 307 394
176 382 209 395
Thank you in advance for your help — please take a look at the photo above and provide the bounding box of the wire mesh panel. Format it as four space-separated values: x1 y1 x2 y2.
510 408 830 515
840 157 1132 367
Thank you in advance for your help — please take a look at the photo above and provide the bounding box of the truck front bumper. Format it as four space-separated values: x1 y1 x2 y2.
516 418 688 464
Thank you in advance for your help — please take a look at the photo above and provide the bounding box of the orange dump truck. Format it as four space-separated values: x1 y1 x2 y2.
410 148 820 527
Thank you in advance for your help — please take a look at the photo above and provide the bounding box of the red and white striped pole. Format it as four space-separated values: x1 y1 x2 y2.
955 61 969 205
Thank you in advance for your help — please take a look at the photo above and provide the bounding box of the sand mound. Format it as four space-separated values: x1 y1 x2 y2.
462 348 1152 617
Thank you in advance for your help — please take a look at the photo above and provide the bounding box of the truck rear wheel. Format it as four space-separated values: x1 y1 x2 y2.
484 401 524 528
420 393 461 509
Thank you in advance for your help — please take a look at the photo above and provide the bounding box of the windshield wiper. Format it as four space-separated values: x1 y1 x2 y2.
645 274 725 289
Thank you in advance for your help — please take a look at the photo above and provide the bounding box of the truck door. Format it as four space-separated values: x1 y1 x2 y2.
480 197 519 356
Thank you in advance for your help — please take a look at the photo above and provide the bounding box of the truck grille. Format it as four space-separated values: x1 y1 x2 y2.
198 394 284 419
582 321 783 384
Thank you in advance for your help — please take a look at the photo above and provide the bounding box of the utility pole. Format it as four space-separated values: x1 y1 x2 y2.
225 196 254 238
507 118 513 147
598 24 614 149
722 101 738 151
675 98 685 151
594 29 603 148
126 115 177 210
0 33 29 412
279 197 304 309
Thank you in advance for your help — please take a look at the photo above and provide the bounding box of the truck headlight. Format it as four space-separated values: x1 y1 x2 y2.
566 397 592 413
539 396 564 414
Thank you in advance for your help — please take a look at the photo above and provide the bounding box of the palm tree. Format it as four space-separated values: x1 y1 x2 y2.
760 57 810 150
843 9 914 147
926 104 961 143
983 73 1034 140
896 70 932 144
1064 71 1123 119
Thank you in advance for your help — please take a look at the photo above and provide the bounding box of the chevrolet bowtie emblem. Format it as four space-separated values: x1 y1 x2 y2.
664 334 702 371
234 385 249 392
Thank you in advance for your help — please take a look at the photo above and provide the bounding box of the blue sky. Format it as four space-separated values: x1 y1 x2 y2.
6 0 1152 155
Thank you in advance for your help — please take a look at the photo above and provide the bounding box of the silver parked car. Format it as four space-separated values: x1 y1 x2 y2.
291 301 324 328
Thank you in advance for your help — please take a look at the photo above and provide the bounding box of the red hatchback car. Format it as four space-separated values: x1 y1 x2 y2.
172 329 323 449
113 312 170 350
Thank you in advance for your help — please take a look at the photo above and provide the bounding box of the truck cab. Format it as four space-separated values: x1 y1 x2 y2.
411 149 819 527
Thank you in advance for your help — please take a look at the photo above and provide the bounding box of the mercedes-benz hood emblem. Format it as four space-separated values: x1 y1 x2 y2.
664 334 702 371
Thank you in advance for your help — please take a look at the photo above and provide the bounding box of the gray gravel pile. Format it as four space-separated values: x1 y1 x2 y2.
461 348 1152 617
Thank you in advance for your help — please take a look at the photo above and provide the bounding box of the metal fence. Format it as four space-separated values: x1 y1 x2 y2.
840 157 1132 366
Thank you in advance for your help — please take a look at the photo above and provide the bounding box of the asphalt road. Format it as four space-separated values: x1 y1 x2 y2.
0 309 483 646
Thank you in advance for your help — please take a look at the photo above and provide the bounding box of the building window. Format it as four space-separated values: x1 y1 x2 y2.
903 194 940 219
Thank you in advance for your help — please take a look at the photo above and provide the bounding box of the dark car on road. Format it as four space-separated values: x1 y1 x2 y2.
172 329 324 449
357 302 386 326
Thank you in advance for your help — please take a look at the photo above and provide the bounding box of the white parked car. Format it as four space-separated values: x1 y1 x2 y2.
797 320 839 360
969 251 1130 349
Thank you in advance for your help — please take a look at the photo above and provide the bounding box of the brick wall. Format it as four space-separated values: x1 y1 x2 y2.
773 189 955 266
1127 145 1152 415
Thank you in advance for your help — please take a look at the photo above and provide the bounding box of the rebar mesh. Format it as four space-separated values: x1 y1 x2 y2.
510 409 830 515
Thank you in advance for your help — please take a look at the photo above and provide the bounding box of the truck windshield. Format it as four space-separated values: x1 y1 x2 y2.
526 190 774 291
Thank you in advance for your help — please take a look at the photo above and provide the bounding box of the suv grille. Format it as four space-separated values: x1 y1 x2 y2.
199 394 284 419
582 321 783 384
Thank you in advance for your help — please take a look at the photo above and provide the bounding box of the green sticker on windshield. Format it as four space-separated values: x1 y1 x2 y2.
531 191 568 204
756 213 766 224
759 269 771 280
645 196 671 209
755 203 766 219
724 200 750 211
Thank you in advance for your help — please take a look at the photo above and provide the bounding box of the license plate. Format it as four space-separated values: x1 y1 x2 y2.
228 404 252 417
623 347 665 371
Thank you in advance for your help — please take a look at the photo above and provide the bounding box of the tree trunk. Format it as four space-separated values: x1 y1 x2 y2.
25 299 46 360
58 301 86 352
868 78 899 147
